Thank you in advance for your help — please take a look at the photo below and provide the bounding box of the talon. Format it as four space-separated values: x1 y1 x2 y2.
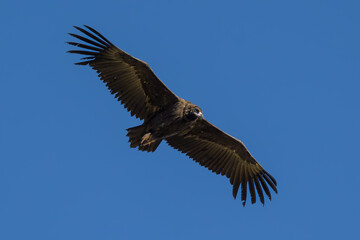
140 133 152 146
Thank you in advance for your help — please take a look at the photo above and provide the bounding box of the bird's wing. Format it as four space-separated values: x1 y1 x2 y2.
67 25 179 121
166 119 277 206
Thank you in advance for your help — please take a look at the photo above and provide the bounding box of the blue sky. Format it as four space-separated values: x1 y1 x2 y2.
1 0 359 239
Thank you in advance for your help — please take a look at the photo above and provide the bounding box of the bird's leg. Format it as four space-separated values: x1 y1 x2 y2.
140 133 156 146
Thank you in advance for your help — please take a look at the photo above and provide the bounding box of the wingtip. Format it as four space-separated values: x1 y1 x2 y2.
66 42 76 46
74 61 90 65
264 170 277 186
260 195 265 205
232 191 237 199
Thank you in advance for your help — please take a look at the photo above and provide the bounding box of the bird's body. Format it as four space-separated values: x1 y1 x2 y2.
127 99 202 152
68 25 277 206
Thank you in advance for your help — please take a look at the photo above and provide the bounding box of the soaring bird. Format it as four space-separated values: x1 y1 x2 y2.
67 25 277 206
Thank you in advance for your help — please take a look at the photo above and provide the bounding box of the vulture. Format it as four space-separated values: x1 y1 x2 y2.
67 25 277 206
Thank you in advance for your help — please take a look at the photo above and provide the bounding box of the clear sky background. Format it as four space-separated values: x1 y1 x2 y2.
1 0 359 239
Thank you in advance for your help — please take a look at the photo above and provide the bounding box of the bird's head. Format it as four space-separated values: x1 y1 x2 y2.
185 105 203 121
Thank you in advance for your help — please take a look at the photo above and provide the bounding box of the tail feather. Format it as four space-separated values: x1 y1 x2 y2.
126 125 145 148
126 125 161 152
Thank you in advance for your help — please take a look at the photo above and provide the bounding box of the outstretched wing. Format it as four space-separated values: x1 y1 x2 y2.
166 119 277 206
67 25 179 121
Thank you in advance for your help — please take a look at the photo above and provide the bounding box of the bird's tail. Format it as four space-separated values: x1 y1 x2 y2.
126 125 161 152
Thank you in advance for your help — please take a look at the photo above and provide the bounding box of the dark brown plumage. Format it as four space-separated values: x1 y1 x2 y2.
67 25 277 206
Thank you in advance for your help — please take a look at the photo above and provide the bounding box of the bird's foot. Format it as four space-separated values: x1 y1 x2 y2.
140 133 153 146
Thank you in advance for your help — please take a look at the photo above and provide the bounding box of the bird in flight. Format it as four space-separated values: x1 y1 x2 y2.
67 25 277 206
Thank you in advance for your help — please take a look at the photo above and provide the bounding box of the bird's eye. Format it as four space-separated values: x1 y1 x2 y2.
195 109 199 113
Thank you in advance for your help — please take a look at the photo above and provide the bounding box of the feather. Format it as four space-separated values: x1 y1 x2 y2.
68 33 106 48
74 26 110 47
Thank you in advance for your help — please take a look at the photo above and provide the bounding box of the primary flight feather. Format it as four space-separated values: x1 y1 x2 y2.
67 25 277 206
